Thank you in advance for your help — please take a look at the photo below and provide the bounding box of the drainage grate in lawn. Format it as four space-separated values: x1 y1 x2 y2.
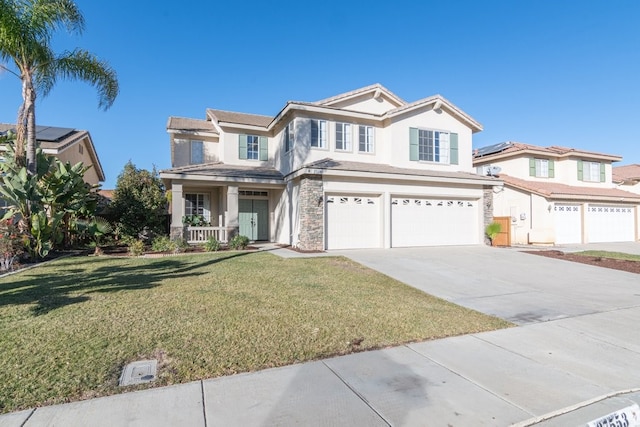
119 360 158 386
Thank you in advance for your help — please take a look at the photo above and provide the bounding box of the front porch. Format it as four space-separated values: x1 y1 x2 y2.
167 181 284 245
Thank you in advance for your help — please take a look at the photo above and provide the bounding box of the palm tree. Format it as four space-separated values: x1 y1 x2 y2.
0 0 118 174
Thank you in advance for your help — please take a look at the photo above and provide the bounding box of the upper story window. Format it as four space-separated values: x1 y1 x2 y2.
358 125 374 153
285 121 295 152
409 128 459 165
311 119 327 149
335 122 352 151
239 134 267 161
579 160 604 182
529 158 554 178
190 140 203 164
78 144 84 155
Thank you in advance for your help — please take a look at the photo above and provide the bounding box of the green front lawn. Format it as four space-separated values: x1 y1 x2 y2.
0 251 511 413
574 250 640 261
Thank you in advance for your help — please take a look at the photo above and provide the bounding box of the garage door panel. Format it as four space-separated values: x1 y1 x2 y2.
554 204 582 244
587 205 634 243
391 198 478 247
326 195 381 250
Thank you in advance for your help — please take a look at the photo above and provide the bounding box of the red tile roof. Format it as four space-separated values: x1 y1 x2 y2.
500 174 640 202
613 164 640 182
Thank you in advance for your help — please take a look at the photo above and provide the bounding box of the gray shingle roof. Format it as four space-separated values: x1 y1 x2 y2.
304 158 497 182
166 117 217 133
161 162 284 181
207 109 273 127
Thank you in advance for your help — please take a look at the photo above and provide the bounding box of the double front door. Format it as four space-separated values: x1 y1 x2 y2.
239 199 269 241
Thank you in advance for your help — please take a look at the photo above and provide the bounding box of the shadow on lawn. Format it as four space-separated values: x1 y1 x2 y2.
0 251 253 315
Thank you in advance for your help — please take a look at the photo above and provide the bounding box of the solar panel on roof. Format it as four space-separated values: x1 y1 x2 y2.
475 141 513 157
35 126 75 142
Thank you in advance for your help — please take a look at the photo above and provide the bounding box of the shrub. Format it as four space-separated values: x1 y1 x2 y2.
182 215 209 227
173 238 190 253
128 239 145 256
485 222 502 244
228 234 249 250
151 235 176 252
204 237 221 252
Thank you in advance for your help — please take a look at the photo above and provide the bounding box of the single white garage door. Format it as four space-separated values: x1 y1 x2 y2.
587 205 635 242
325 195 381 250
391 197 479 247
554 204 582 244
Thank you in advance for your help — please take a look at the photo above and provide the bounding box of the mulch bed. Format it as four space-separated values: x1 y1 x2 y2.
525 250 640 274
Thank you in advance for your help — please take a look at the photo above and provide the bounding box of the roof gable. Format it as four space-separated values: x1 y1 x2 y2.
313 83 406 114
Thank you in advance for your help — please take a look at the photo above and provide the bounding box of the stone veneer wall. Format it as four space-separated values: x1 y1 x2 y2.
483 186 493 245
297 175 324 251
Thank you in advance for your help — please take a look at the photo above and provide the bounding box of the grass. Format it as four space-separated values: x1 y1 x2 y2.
0 251 511 413
574 250 640 261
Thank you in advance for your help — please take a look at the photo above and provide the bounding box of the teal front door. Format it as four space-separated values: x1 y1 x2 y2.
239 199 269 241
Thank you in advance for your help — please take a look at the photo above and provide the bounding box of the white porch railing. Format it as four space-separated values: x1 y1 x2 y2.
186 226 231 244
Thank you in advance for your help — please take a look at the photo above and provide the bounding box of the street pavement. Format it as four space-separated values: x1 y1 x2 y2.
1 242 640 426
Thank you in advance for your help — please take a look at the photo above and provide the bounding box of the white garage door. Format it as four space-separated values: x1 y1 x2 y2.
391 198 479 247
554 204 582 244
325 195 381 250
587 205 635 242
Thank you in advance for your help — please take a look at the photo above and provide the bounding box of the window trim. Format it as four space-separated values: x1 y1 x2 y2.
358 125 375 153
184 193 210 222
335 122 352 152
411 127 456 164
190 140 204 164
310 119 327 149
285 120 295 153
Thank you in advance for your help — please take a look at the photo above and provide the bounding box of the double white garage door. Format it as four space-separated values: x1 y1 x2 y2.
554 204 635 244
325 195 479 249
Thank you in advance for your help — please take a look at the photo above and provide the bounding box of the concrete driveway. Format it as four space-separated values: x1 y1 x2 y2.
336 244 640 325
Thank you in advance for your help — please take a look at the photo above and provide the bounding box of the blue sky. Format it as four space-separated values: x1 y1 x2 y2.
1 1 639 188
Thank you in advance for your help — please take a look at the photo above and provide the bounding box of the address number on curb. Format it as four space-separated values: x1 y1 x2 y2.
586 403 640 427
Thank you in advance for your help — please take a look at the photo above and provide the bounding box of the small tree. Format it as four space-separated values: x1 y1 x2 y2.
110 161 167 238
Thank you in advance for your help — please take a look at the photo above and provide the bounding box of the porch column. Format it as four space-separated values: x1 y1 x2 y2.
227 185 239 238
170 182 184 240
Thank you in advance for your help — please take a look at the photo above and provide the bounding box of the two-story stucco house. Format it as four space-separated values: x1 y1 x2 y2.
160 84 499 250
473 142 640 245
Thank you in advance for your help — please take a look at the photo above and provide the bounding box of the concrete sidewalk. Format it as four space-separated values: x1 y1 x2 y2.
2 244 640 426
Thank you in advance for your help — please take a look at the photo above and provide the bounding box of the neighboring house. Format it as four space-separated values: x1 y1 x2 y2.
0 124 105 186
161 84 499 250
613 164 640 195
473 142 640 245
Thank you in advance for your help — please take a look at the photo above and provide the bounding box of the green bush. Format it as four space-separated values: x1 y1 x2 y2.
228 234 250 250
128 239 145 256
485 222 502 243
204 237 221 252
151 235 176 252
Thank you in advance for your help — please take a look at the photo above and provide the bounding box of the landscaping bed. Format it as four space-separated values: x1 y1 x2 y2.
525 250 640 274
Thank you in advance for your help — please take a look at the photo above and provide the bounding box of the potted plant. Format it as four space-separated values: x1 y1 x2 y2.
485 222 502 246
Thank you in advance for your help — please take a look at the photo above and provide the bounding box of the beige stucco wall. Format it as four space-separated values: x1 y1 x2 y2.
476 156 617 188
50 139 101 186
387 108 475 172
172 136 219 167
